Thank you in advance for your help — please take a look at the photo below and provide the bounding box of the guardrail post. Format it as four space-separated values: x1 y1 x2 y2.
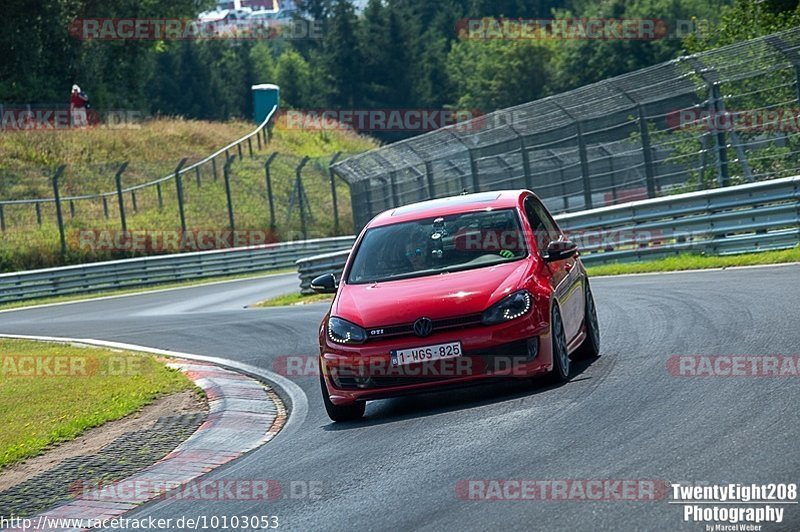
256 129 262 151
35 202 42 226
0 204 5 232
237 143 243 161
130 191 137 213
174 158 188 246
52 165 67 258
247 137 253 158
115 162 129 233
328 152 342 235
102 196 109 218
212 157 218 182
195 166 201 187
223 155 236 231
69 200 75 218
265 152 278 234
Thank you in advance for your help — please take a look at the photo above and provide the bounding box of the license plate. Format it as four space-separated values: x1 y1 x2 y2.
391 341 463 367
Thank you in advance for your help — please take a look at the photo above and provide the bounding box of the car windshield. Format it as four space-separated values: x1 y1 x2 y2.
347 208 528 284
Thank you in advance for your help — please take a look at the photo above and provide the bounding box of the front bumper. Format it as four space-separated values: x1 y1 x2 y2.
320 316 552 405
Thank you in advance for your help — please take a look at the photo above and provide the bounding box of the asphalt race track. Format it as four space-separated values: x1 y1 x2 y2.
1 266 798 531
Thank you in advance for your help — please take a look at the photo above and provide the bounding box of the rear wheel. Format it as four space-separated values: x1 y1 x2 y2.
545 305 571 384
320 374 365 422
574 281 601 359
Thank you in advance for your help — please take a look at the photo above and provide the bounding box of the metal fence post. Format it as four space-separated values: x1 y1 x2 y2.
52 165 67 258
69 200 75 218
552 102 592 209
156 183 163 210
256 129 262 151
0 204 5 231
468 149 481 193
248 137 253 158
195 166 201 187
575 121 593 209
687 58 730 187
102 196 109 218
223 155 236 231
130 191 137 213
765 36 800 104
212 157 218 182
265 152 278 234
389 171 400 206
424 161 435 199
237 143 243 161
296 156 310 240
35 202 42 226
328 152 342 235
115 162 129 233
637 105 658 198
174 158 188 244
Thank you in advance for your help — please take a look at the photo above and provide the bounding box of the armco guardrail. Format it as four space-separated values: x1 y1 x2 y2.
558 174 799 264
297 250 352 295
295 176 799 292
0 236 355 305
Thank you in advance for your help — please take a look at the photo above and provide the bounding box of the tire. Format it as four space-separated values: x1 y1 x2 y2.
574 280 601 359
545 304 571 384
320 373 365 422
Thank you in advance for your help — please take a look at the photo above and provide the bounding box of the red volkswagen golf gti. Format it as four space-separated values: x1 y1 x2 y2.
311 190 600 421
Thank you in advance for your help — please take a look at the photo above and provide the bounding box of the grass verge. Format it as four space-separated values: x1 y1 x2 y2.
0 339 196 469
0 119 377 273
586 246 800 276
253 292 333 308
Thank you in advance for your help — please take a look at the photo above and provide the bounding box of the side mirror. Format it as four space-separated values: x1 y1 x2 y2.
310 273 338 294
544 239 578 262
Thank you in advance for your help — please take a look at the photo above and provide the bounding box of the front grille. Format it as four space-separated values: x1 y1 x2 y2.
331 339 533 390
367 313 483 341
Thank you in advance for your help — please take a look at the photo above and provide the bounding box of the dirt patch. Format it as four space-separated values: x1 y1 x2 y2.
0 390 206 492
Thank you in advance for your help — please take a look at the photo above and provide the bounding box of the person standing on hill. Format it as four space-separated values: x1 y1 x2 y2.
70 84 89 128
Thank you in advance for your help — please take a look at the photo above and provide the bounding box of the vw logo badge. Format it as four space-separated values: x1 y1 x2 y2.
413 317 433 337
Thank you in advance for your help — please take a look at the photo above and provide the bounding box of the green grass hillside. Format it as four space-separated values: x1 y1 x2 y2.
0 120 378 272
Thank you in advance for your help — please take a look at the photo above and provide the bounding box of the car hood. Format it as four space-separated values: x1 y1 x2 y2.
333 260 530 327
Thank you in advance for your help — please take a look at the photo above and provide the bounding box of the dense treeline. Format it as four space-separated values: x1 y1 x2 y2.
1 0 799 134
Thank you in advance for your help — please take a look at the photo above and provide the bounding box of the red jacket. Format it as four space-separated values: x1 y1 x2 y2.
70 92 87 107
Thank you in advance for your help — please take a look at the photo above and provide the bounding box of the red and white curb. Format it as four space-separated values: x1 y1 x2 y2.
0 336 294 532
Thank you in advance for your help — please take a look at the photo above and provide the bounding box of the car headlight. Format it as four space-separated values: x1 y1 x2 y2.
481 290 532 325
327 317 368 344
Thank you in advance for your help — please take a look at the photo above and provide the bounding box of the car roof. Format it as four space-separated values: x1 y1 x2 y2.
367 190 528 228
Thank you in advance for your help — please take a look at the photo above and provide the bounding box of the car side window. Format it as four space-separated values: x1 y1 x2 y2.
524 196 561 252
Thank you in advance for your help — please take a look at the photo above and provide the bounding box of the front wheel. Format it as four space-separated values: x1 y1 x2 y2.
320 374 365 422
574 280 601 359
545 305 571 384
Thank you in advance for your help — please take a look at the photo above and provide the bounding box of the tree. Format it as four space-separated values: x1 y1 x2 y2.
275 50 313 108
321 0 362 108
